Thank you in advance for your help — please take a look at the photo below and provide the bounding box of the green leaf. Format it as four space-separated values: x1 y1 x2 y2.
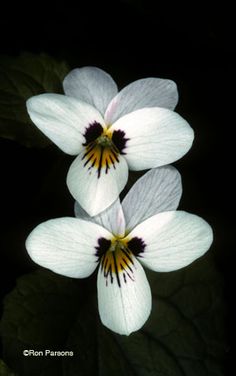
0 53 70 147
0 359 17 375
0 256 226 376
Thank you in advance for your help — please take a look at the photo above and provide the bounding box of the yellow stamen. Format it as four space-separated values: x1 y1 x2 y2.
100 237 135 286
82 130 120 177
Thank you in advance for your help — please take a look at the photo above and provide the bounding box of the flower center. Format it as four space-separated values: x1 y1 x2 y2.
95 236 146 287
96 134 113 147
82 121 129 178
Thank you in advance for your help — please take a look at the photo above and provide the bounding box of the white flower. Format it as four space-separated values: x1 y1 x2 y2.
26 67 194 216
26 166 213 336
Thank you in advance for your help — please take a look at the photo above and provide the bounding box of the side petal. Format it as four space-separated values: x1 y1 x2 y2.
67 152 129 216
26 93 105 155
26 217 112 278
97 255 152 335
110 107 194 170
74 198 126 237
63 67 118 116
104 77 178 124
122 166 182 232
128 211 213 272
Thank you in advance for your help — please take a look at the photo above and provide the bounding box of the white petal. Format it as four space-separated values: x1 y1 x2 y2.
63 67 118 115
97 254 151 335
110 107 194 170
26 94 105 155
128 211 213 272
122 166 182 232
26 217 112 278
67 151 129 216
74 199 126 237
104 77 178 124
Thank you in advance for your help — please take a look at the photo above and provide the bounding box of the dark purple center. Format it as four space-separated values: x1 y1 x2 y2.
83 121 129 154
112 129 129 154
95 237 111 258
127 237 146 256
83 121 103 146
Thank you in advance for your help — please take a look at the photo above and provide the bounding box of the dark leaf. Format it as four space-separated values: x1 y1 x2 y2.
0 53 69 147
0 358 17 375
0 256 226 376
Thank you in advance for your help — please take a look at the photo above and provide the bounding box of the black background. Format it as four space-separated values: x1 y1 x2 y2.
0 1 234 374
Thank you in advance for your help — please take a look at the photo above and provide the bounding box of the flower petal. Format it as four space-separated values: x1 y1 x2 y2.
63 67 118 115
110 107 194 170
26 217 112 278
97 254 151 335
128 211 213 272
74 199 126 237
67 151 129 216
122 166 182 232
26 93 105 155
104 77 178 124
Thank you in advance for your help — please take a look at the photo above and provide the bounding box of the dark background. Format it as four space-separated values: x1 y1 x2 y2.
0 1 234 374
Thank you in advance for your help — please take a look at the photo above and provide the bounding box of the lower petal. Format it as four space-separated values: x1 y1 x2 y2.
97 255 152 335
67 151 128 216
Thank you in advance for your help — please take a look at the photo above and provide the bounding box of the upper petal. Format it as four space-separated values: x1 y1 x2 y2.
26 217 112 278
104 77 178 124
74 198 126 237
67 151 129 216
128 211 213 272
26 93 105 155
63 67 118 116
110 107 194 170
122 166 182 232
97 254 151 335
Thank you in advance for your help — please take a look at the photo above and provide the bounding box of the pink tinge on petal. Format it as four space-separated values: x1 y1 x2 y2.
104 97 119 125
115 206 126 237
